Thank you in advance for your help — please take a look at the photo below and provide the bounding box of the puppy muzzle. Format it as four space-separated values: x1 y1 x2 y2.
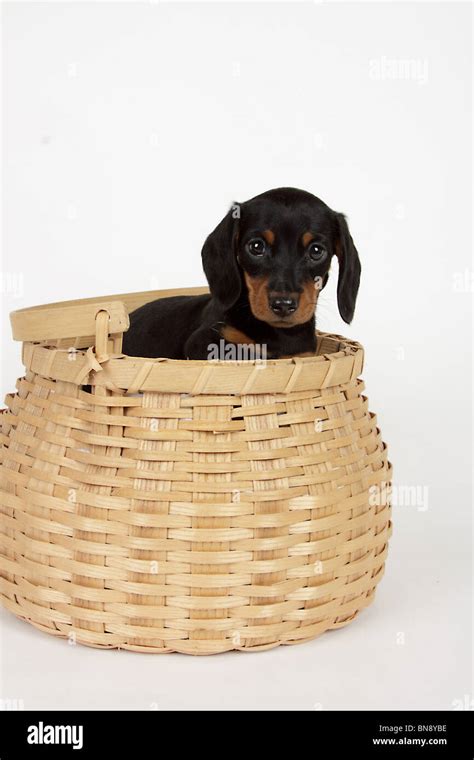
268 294 299 317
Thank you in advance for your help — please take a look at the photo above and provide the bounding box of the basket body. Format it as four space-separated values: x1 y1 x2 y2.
0 289 392 654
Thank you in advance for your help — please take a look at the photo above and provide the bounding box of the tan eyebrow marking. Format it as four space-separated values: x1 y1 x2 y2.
302 231 314 247
262 229 275 245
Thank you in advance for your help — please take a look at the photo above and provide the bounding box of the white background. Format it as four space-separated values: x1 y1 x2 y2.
1 1 472 710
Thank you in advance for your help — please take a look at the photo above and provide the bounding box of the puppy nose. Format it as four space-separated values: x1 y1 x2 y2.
269 296 298 316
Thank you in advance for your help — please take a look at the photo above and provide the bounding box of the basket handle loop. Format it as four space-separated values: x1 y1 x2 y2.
76 310 122 392
95 309 112 361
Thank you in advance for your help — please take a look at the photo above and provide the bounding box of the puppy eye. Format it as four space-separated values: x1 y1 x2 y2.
307 242 327 262
246 238 267 256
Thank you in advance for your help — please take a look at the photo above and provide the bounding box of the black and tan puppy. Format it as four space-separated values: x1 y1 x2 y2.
123 187 361 360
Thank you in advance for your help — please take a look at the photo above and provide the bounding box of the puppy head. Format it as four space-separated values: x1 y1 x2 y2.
202 187 361 325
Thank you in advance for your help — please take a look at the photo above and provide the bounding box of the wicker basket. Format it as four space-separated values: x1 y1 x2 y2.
0 287 392 655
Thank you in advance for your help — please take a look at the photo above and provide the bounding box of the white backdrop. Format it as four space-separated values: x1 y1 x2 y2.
1 1 472 711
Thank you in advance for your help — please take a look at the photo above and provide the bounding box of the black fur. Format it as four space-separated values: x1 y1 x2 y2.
122 188 361 360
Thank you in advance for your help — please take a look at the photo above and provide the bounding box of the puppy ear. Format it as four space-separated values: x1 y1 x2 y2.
333 212 361 324
201 203 241 309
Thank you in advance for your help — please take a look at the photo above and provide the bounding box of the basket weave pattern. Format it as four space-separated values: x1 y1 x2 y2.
0 290 392 654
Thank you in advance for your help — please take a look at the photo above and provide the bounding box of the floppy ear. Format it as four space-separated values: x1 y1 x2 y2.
201 204 241 309
333 212 361 324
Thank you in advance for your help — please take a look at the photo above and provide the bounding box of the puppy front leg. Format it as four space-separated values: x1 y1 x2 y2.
184 326 222 360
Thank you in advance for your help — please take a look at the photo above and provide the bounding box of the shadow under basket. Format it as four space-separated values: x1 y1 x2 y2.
0 287 392 655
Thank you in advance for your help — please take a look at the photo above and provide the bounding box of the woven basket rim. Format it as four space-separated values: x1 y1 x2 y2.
11 288 365 394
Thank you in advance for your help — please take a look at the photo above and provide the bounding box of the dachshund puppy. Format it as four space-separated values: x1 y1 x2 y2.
122 187 361 360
